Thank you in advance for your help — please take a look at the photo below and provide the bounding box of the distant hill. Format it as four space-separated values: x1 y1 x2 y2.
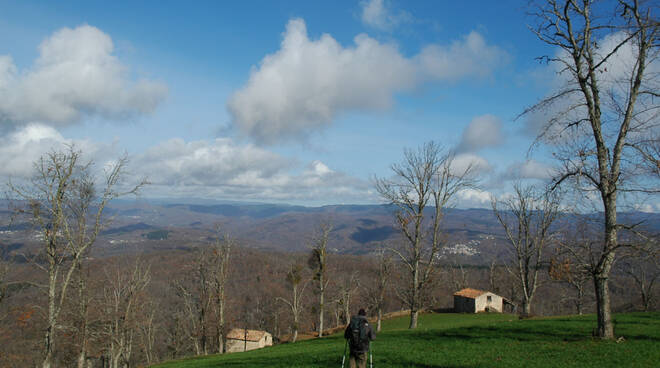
2 199 659 262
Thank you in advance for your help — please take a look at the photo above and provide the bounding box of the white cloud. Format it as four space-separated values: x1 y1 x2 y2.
634 202 660 213
0 124 110 178
418 32 509 81
227 18 508 144
456 114 504 152
133 137 374 204
0 25 167 127
510 160 553 180
360 0 411 31
456 188 492 208
450 153 492 177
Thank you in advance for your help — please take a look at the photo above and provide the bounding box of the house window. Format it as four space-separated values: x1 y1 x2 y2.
487 295 492 303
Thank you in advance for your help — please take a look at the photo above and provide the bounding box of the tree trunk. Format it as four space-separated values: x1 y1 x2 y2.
409 310 418 329
318 282 324 337
576 286 584 316
521 298 531 317
376 308 382 332
43 266 57 368
594 274 614 339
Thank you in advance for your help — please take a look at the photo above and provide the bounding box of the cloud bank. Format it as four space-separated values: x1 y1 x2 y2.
227 18 508 144
0 25 167 127
133 137 373 204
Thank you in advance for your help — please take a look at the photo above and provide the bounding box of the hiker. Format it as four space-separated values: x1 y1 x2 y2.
344 308 375 368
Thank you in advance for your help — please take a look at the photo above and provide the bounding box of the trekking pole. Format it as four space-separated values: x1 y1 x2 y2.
341 339 347 368
370 343 373 368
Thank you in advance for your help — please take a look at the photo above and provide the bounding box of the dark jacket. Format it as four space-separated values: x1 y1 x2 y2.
344 315 375 353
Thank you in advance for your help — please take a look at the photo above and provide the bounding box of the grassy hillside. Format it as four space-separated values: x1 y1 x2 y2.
153 312 660 367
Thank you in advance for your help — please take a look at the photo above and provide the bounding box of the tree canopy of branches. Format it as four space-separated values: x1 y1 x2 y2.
307 222 331 337
492 183 560 316
525 0 658 338
375 141 475 328
209 228 232 353
8 146 145 368
277 263 308 342
363 247 392 332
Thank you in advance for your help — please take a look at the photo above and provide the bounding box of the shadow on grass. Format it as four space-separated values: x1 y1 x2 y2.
399 318 660 344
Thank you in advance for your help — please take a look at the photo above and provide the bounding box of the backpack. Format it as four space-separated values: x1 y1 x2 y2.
348 316 369 352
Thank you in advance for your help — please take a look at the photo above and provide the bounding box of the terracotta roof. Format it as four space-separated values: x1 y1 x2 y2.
226 329 269 342
453 288 487 299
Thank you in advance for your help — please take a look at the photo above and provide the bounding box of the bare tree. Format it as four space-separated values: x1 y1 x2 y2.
137 302 158 366
277 263 309 342
175 251 212 356
449 262 470 293
103 258 151 368
336 271 360 325
549 257 592 315
364 248 392 332
525 0 659 338
492 183 560 317
307 222 331 337
0 260 8 308
615 245 660 311
209 228 232 354
8 147 145 368
375 141 475 328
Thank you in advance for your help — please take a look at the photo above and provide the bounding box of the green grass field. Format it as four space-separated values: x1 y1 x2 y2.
153 312 660 367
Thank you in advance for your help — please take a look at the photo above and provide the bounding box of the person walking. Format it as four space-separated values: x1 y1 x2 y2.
344 308 375 368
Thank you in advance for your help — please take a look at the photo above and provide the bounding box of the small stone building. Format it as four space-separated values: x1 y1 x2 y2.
453 288 504 313
225 329 273 353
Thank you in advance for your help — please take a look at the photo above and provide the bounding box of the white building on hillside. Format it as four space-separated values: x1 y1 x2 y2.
453 288 505 313
225 329 273 353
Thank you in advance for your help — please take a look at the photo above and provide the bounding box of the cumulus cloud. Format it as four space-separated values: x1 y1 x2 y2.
0 25 167 127
456 188 492 208
418 32 509 81
503 159 553 180
133 137 373 204
360 0 411 31
227 18 508 144
456 114 504 153
450 153 492 177
0 124 111 178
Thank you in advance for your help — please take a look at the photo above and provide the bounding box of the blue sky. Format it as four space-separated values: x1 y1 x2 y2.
0 1 655 210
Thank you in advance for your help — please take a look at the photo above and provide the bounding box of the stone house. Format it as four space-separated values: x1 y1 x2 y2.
225 329 273 353
453 288 504 313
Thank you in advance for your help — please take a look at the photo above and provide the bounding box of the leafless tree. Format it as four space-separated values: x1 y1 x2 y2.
209 228 232 353
8 146 146 368
72 262 95 368
525 0 659 338
375 141 476 328
492 183 560 317
449 262 470 293
364 248 392 332
336 271 360 325
549 257 592 315
103 258 151 368
175 251 212 356
0 260 8 308
307 222 331 337
615 244 660 311
137 302 158 366
277 263 309 342
0 260 10 326
551 219 599 315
